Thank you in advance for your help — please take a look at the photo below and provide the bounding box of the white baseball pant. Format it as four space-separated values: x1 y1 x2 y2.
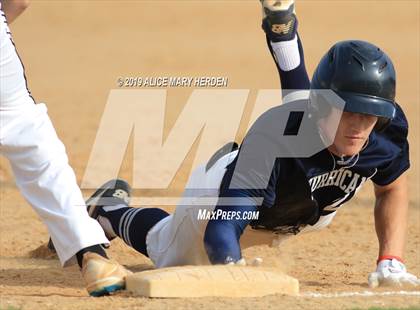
0 8 108 266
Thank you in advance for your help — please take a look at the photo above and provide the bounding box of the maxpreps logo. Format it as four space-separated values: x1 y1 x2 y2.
80 89 344 206
197 209 259 221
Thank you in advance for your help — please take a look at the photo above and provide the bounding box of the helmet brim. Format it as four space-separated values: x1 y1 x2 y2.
337 91 396 120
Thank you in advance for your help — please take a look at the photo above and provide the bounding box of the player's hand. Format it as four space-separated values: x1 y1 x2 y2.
226 257 263 267
368 258 420 288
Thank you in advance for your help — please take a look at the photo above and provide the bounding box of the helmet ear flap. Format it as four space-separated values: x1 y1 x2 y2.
309 90 332 120
374 117 391 132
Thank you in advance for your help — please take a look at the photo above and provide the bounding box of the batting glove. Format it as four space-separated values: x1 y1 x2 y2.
368 257 420 288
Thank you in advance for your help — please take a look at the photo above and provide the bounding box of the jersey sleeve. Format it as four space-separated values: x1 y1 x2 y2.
371 104 410 186
204 133 281 264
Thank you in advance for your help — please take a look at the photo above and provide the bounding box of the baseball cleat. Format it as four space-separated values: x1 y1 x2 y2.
86 179 132 242
261 0 297 42
46 179 131 251
47 238 56 253
81 252 132 297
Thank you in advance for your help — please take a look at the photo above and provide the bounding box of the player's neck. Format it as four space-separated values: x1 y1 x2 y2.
327 145 353 160
327 137 369 159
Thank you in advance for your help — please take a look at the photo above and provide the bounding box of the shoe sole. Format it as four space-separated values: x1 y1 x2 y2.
89 282 125 297
87 276 126 297
262 0 295 12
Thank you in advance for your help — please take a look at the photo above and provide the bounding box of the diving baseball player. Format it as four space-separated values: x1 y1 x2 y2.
0 0 130 296
82 0 417 288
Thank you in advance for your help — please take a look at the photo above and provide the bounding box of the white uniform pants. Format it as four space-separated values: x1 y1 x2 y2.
0 7 108 266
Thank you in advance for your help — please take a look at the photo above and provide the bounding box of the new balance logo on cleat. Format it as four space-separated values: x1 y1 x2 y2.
271 19 294 35
112 189 130 204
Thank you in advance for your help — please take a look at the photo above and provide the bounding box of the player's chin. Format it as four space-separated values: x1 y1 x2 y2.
337 138 366 156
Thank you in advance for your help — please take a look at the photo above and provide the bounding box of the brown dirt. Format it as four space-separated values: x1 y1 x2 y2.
1 1 419 309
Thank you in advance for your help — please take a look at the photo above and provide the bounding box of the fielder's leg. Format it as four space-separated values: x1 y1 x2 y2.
0 106 112 264
0 16 109 267
0 10 129 296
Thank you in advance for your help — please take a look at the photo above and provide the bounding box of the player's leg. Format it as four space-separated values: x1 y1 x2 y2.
95 205 170 258
0 12 128 296
0 14 109 267
0 105 131 295
2 107 110 263
91 151 238 267
91 185 215 267
85 179 170 257
89 177 212 268
261 0 310 90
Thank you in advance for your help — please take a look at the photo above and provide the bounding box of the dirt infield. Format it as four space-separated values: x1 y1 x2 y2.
0 1 419 309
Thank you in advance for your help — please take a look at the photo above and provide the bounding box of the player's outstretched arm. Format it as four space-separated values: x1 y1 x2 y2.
374 173 408 258
368 173 419 287
204 202 257 265
0 0 29 23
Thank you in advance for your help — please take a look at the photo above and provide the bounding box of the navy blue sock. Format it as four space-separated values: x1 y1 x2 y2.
101 207 169 257
266 34 310 90
76 245 107 268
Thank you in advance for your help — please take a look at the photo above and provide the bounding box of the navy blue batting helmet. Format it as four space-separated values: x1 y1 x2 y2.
310 40 397 131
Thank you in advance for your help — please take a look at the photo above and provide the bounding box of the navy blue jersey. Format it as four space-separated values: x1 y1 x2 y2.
204 100 409 264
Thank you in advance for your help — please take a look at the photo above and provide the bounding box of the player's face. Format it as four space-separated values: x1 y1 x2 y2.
329 111 378 156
